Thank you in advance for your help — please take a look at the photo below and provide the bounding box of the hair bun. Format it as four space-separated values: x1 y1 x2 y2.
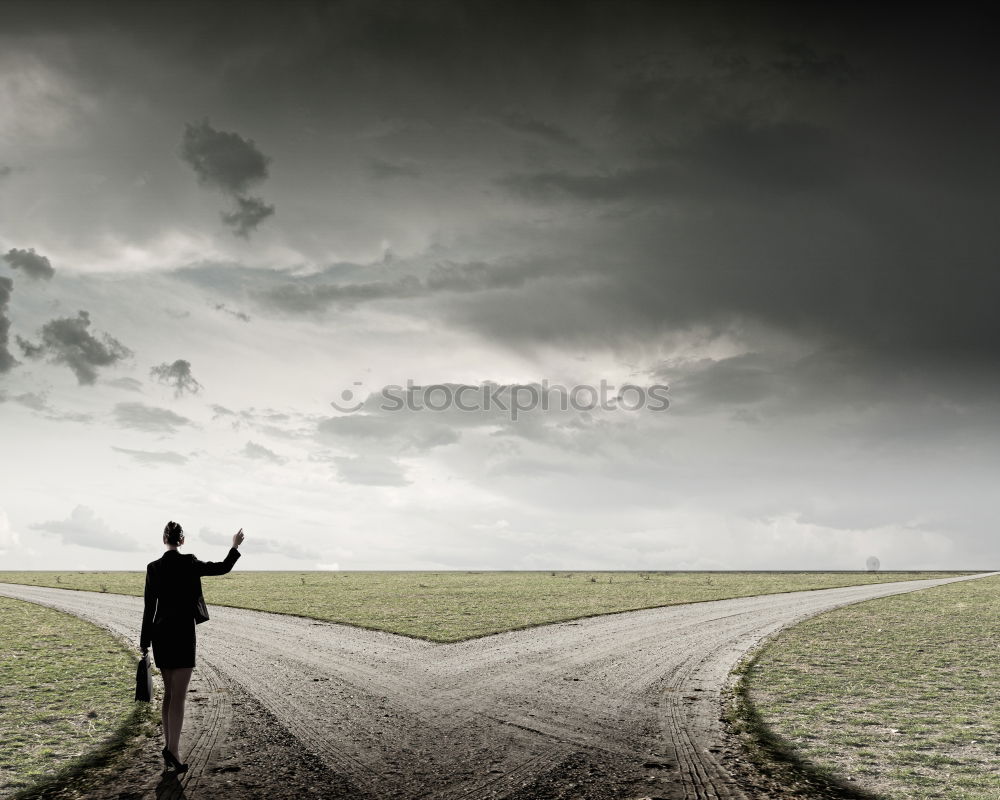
163 520 184 545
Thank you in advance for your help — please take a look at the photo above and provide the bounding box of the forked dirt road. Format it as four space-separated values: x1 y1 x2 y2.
1 573 992 800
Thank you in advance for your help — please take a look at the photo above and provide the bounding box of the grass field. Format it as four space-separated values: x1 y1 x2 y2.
0 570 971 642
731 574 1000 799
0 596 146 798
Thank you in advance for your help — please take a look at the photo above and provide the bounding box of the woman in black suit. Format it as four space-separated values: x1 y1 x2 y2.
139 521 245 772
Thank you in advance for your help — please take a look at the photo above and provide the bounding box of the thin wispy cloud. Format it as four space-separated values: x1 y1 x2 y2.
30 505 143 552
213 303 251 322
111 446 190 465
113 402 192 433
498 110 582 149
199 525 320 561
333 454 410 487
242 440 286 464
106 376 144 392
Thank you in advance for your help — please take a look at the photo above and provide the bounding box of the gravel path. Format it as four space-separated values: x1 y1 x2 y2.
1 573 992 800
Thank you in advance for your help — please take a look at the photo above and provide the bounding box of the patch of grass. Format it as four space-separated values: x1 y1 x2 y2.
733 575 1000 800
0 596 149 798
0 570 972 642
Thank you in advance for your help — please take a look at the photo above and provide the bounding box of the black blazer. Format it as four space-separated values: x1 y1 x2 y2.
140 547 241 650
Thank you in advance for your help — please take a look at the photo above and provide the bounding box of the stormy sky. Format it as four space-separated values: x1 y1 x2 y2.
1 1 998 570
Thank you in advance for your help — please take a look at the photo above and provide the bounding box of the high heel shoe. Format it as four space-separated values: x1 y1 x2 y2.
163 748 189 774
161 747 171 769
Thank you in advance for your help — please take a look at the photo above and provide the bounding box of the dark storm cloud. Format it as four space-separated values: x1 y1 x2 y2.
423 261 541 292
481 77 1000 369
655 352 825 420
16 311 131 385
500 168 668 203
3 248 55 280
0 277 16 374
221 195 275 238
658 121 838 193
180 120 270 195
113 402 192 433
180 119 275 237
150 359 202 396
30 505 143 551
655 350 1000 469
111 446 189 465
4 2 1000 379
501 120 836 202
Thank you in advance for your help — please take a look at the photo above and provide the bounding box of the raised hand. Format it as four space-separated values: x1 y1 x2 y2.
233 528 245 548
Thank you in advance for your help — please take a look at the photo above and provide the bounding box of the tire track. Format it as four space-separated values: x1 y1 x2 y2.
175 660 233 795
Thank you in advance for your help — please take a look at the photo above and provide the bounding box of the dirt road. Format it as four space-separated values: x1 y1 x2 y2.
1 573 990 799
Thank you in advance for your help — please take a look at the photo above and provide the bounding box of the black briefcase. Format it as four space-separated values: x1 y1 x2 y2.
194 594 210 624
135 652 153 702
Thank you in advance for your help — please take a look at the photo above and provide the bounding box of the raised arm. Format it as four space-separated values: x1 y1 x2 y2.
193 528 244 576
193 548 241 576
139 564 156 652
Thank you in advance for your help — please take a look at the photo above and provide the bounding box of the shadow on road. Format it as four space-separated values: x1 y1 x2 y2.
155 772 189 800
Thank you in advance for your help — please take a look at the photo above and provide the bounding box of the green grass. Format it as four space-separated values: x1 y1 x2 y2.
0 570 972 642
734 575 1000 800
0 596 148 798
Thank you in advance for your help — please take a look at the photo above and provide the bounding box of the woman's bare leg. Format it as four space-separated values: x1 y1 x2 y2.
160 667 173 750
166 667 193 758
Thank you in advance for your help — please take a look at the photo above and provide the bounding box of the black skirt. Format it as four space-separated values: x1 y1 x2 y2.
151 617 197 669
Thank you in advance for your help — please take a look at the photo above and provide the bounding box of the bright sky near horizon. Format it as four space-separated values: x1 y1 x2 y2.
1 2 998 570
